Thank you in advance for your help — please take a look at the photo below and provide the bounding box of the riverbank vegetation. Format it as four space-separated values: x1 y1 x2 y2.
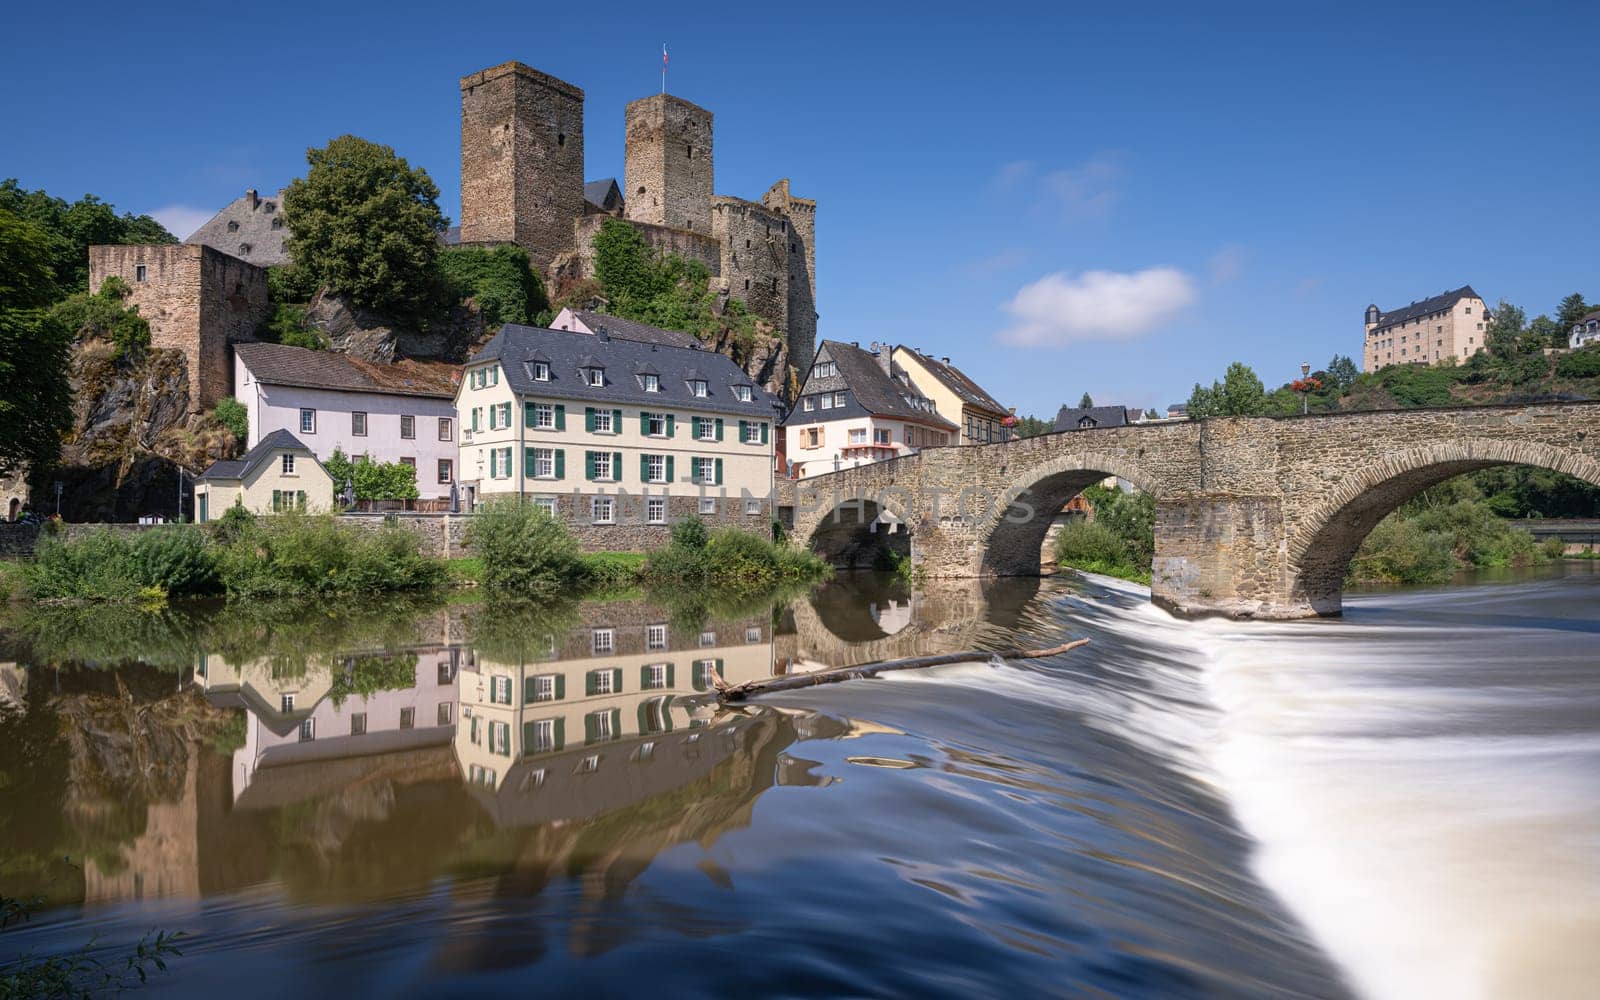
1052 485 1154 585
1348 480 1565 585
642 519 831 591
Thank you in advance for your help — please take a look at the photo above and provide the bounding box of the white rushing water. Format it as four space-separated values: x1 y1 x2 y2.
1181 580 1600 1000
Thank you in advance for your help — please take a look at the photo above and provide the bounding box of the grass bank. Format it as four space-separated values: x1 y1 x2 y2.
1053 485 1153 585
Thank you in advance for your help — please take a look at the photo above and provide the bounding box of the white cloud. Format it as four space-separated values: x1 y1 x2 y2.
1209 244 1246 284
995 268 1196 347
148 205 215 241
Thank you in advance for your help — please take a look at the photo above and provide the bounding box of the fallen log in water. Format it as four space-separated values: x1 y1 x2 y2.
712 639 1090 703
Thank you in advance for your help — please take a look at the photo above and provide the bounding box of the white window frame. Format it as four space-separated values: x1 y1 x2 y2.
299 718 315 742
585 367 604 387
746 626 762 643
695 418 716 441
591 711 614 740
532 447 555 479
532 718 556 753
533 496 558 516
642 373 660 392
489 720 510 755
699 630 717 647
802 397 815 412
591 495 615 524
593 409 614 434
689 379 709 398
699 497 717 515
646 496 667 524
281 454 296 475
744 422 763 444
745 498 762 516
834 392 847 407
532 361 551 381
874 428 891 444
299 408 316 433
592 628 615 654
645 664 668 690
490 675 513 705
592 451 614 482
646 413 667 437
693 457 715 483
819 394 834 410
645 454 666 483
532 674 556 702
849 428 868 445
647 624 668 650
532 402 555 429
734 385 752 402
592 669 615 695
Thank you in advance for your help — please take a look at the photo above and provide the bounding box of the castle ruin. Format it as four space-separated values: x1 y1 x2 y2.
456 61 817 371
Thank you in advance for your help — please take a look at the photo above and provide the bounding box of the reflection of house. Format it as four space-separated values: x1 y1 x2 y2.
783 340 958 479
195 429 335 520
454 606 775 790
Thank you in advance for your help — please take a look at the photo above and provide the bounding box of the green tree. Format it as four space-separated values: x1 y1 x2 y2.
279 136 448 323
0 179 175 297
1079 392 1094 408
1484 299 1527 359
586 218 761 349
322 449 420 501
1012 414 1054 437
0 209 75 476
437 244 549 327
1526 314 1565 350
1326 354 1359 390
1187 361 1267 417
48 276 150 358
212 397 249 443
1556 292 1590 332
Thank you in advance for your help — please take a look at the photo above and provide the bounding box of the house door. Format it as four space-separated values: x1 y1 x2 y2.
6 498 17 522
465 485 477 510
198 494 208 523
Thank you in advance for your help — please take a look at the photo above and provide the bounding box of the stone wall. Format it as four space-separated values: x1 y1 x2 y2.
88 243 268 411
568 215 722 283
624 94 714 236
711 197 788 337
459 62 585 275
762 180 817 372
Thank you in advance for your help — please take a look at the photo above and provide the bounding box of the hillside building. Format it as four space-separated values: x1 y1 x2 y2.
1362 286 1488 373
186 188 290 267
194 429 334 521
890 345 1012 444
1570 310 1600 349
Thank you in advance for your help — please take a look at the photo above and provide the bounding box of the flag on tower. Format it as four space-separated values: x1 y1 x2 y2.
661 44 668 94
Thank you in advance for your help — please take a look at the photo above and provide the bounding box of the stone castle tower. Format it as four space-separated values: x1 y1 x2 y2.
459 61 816 371
459 62 586 275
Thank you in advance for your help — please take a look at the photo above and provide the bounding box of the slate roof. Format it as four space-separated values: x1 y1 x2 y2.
235 342 459 399
790 340 958 429
584 178 623 214
442 226 461 245
471 324 784 419
1369 286 1482 332
186 188 290 266
896 347 1009 415
199 429 314 481
1053 405 1130 431
566 310 700 349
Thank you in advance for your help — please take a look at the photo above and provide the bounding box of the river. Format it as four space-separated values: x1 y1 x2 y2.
1 564 1595 998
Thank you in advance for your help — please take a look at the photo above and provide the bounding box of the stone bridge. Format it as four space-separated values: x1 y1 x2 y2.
776 402 1600 618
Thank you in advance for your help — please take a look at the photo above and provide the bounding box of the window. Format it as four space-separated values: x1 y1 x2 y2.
400 415 414 439
592 496 615 523
531 718 556 753
134 264 147 282
745 498 762 516
647 624 668 650
351 713 367 736
804 427 821 448
299 718 315 742
489 720 510 756
494 402 511 428
271 489 307 512
400 707 415 730
438 459 452 484
399 457 415 468
280 693 295 712
699 630 717 647
531 402 555 429
834 392 847 407
576 754 600 774
699 497 717 515
592 451 614 481
734 385 752 402
534 496 557 516
645 454 666 483
299 408 316 433
642 373 660 392
849 428 868 445
694 417 717 441
584 367 604 387
437 702 453 726
591 669 615 695
689 379 708 397
803 397 815 412
693 457 716 483
588 711 615 741
1465 306 1473 314
491 446 512 478
438 417 453 441
647 496 667 524
531 447 555 479
746 626 762 643
592 628 615 654
280 454 296 475
352 412 367 436
490 675 513 705
593 408 615 434
532 361 551 381
820 394 834 410
646 413 667 436
645 664 668 690
743 421 763 443
469 716 481 744
874 428 891 445
532 674 556 702
227 220 239 232
811 361 837 378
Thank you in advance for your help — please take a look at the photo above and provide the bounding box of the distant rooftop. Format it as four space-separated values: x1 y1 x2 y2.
187 188 290 267
235 342 459 399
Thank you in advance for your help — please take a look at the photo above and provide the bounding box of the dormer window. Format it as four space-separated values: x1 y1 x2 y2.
531 361 551 381
689 379 708 398
642 373 660 392
227 220 239 232
583 367 604 387
734 385 752 402
811 361 837 378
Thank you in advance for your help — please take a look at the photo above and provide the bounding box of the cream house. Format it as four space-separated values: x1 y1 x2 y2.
1362 286 1489 372
890 345 1012 444
782 340 958 479
454 324 783 537
194 429 334 521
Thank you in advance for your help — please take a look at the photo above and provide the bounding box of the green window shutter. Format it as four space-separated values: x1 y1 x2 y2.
640 411 650 434
524 676 539 703
661 695 674 732
640 454 649 481
665 455 675 483
666 662 676 687
612 667 623 692
488 449 497 478
667 414 675 437
524 402 534 427
554 673 565 699
297 491 306 509
525 447 536 477
555 404 566 430
585 407 595 432
715 458 724 485
613 409 622 431
585 451 596 481
585 670 597 696
690 416 699 438
471 408 479 432
553 717 565 750
555 449 565 480
610 708 621 738
761 422 769 444
640 665 651 689
522 720 539 750
692 661 706 692
715 418 724 441
613 452 622 480
638 699 652 733
584 713 598 744
739 420 748 441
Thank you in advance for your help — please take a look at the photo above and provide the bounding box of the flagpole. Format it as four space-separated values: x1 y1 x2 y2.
662 43 667 94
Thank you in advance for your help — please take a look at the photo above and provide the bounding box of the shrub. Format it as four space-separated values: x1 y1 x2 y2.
328 653 419 707
1053 520 1148 582
1556 346 1600 379
212 503 255 545
643 523 828 591
466 500 590 600
260 302 327 350
130 526 219 596
212 396 248 442
215 511 444 597
324 448 419 501
47 277 150 357
25 526 218 600
1347 517 1458 584
437 244 549 327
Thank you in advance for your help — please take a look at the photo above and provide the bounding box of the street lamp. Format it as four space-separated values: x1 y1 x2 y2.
1299 361 1311 415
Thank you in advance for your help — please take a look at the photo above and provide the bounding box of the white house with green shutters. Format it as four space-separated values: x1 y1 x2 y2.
453 323 783 539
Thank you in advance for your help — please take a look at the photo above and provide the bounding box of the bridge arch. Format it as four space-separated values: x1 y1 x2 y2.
1287 437 1600 613
797 488 914 569
973 450 1164 577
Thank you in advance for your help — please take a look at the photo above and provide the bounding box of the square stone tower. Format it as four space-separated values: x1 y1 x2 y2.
624 94 714 236
763 179 817 371
459 62 585 275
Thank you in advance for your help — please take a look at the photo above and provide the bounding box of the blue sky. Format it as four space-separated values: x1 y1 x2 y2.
7 0 1597 415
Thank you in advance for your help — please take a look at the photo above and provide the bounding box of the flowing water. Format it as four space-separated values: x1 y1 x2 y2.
1 564 1596 998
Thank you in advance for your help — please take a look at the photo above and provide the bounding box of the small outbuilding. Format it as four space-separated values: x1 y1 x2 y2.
195 430 334 521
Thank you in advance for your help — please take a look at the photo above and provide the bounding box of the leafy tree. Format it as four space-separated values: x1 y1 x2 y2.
1326 354 1359 390
1078 392 1094 408
0 180 176 297
48 276 150 357
437 244 549 327
212 397 249 443
1145 408 1160 420
260 302 328 350
1557 345 1600 379
0 208 75 476
279 136 448 323
1011 414 1054 437
1556 292 1591 332
323 449 420 501
1484 299 1527 359
1187 361 1267 417
1526 314 1565 350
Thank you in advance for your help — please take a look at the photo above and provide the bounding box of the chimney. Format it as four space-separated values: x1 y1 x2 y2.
942 357 951 365
246 189 259 210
